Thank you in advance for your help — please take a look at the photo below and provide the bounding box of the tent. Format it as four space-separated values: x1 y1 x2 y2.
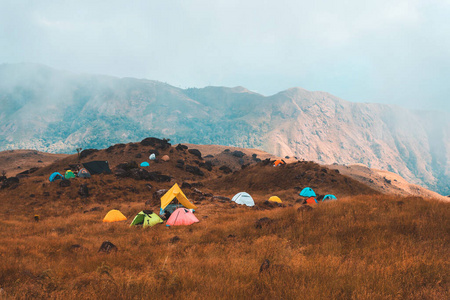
300 187 316 197
140 162 150 167
103 210 127 222
130 210 163 228
268 196 282 203
159 204 184 216
65 170 76 179
77 168 91 178
161 183 197 210
232 192 255 206
166 208 199 226
306 197 318 204
149 154 156 160
49 172 64 182
82 161 112 175
273 159 286 167
161 155 170 162
323 194 337 201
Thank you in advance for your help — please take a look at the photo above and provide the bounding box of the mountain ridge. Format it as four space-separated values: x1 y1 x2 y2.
0 63 448 195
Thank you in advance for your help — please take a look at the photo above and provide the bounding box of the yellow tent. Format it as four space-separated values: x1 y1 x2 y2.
103 209 127 223
161 183 197 210
268 196 282 203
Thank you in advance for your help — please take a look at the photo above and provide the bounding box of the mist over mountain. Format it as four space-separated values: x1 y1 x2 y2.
0 63 448 195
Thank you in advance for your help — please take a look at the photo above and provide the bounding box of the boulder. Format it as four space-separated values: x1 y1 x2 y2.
255 217 273 229
78 183 89 198
188 149 202 159
79 149 99 159
176 144 188 151
98 241 118 253
140 137 171 149
219 165 232 174
232 150 245 158
185 165 204 176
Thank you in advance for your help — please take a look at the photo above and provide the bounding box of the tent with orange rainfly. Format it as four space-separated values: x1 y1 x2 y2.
273 159 286 167
306 197 318 205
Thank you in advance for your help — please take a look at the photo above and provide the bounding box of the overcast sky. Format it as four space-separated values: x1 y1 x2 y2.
1 0 449 111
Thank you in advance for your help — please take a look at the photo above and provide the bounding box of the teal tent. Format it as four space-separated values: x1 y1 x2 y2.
140 162 150 167
49 172 64 182
323 194 337 201
300 187 316 197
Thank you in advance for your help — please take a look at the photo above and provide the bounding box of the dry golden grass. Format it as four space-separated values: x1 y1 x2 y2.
0 191 448 299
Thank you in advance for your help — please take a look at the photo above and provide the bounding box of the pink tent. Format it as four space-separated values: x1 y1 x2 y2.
166 208 199 226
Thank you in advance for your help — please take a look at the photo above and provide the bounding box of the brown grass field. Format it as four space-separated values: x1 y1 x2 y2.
0 141 449 299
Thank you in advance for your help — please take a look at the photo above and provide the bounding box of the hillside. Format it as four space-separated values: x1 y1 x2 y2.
0 63 448 195
0 139 448 299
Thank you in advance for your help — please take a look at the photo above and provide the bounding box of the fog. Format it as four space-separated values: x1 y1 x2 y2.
1 0 449 111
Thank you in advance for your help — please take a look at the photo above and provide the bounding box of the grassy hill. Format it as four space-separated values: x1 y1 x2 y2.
0 139 448 299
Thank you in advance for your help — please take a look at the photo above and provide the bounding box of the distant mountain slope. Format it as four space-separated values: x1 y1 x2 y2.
0 63 448 195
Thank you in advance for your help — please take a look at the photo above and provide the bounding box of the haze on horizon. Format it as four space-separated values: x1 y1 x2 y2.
1 0 449 112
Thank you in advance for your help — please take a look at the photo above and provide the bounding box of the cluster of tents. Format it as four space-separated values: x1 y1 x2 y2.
140 154 170 167
299 187 337 204
103 183 200 227
49 161 111 182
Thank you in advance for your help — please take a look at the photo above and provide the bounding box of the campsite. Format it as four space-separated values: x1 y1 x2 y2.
0 138 449 299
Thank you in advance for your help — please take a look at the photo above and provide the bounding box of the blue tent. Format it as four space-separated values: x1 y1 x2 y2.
49 172 64 182
299 187 316 197
140 161 150 167
323 194 337 201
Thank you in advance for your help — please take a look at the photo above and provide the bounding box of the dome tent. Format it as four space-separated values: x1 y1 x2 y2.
166 208 199 226
130 210 163 228
65 170 76 179
149 154 156 160
323 194 337 201
77 168 91 178
49 172 64 182
299 187 316 197
103 210 127 223
268 196 282 203
140 161 150 167
232 192 255 207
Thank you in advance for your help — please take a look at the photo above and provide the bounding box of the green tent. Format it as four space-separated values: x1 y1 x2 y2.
130 210 163 228
65 170 76 179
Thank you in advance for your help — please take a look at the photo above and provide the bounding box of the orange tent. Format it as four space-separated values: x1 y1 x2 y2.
273 159 286 167
306 197 318 205
103 210 127 222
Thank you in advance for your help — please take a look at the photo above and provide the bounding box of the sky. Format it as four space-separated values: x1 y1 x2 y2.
1 0 450 112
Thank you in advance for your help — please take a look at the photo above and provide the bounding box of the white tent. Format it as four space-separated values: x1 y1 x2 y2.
149 153 156 160
231 192 255 207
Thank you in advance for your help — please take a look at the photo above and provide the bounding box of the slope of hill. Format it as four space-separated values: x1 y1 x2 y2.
0 150 68 177
0 63 448 195
0 140 448 299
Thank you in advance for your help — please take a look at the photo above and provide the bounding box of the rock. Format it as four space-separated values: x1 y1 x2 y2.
232 150 245 158
79 149 98 159
116 161 139 171
219 165 233 174
204 154 214 158
135 153 142 158
211 196 231 201
59 179 71 187
255 217 273 229
169 236 181 243
199 161 213 171
259 259 270 273
78 183 89 197
176 163 184 169
188 149 202 159
285 156 290 159
181 182 192 189
193 188 203 195
146 184 152 191
153 189 168 201
90 207 102 212
176 144 188 151
148 149 160 156
98 241 118 253
140 137 171 149
185 165 204 176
